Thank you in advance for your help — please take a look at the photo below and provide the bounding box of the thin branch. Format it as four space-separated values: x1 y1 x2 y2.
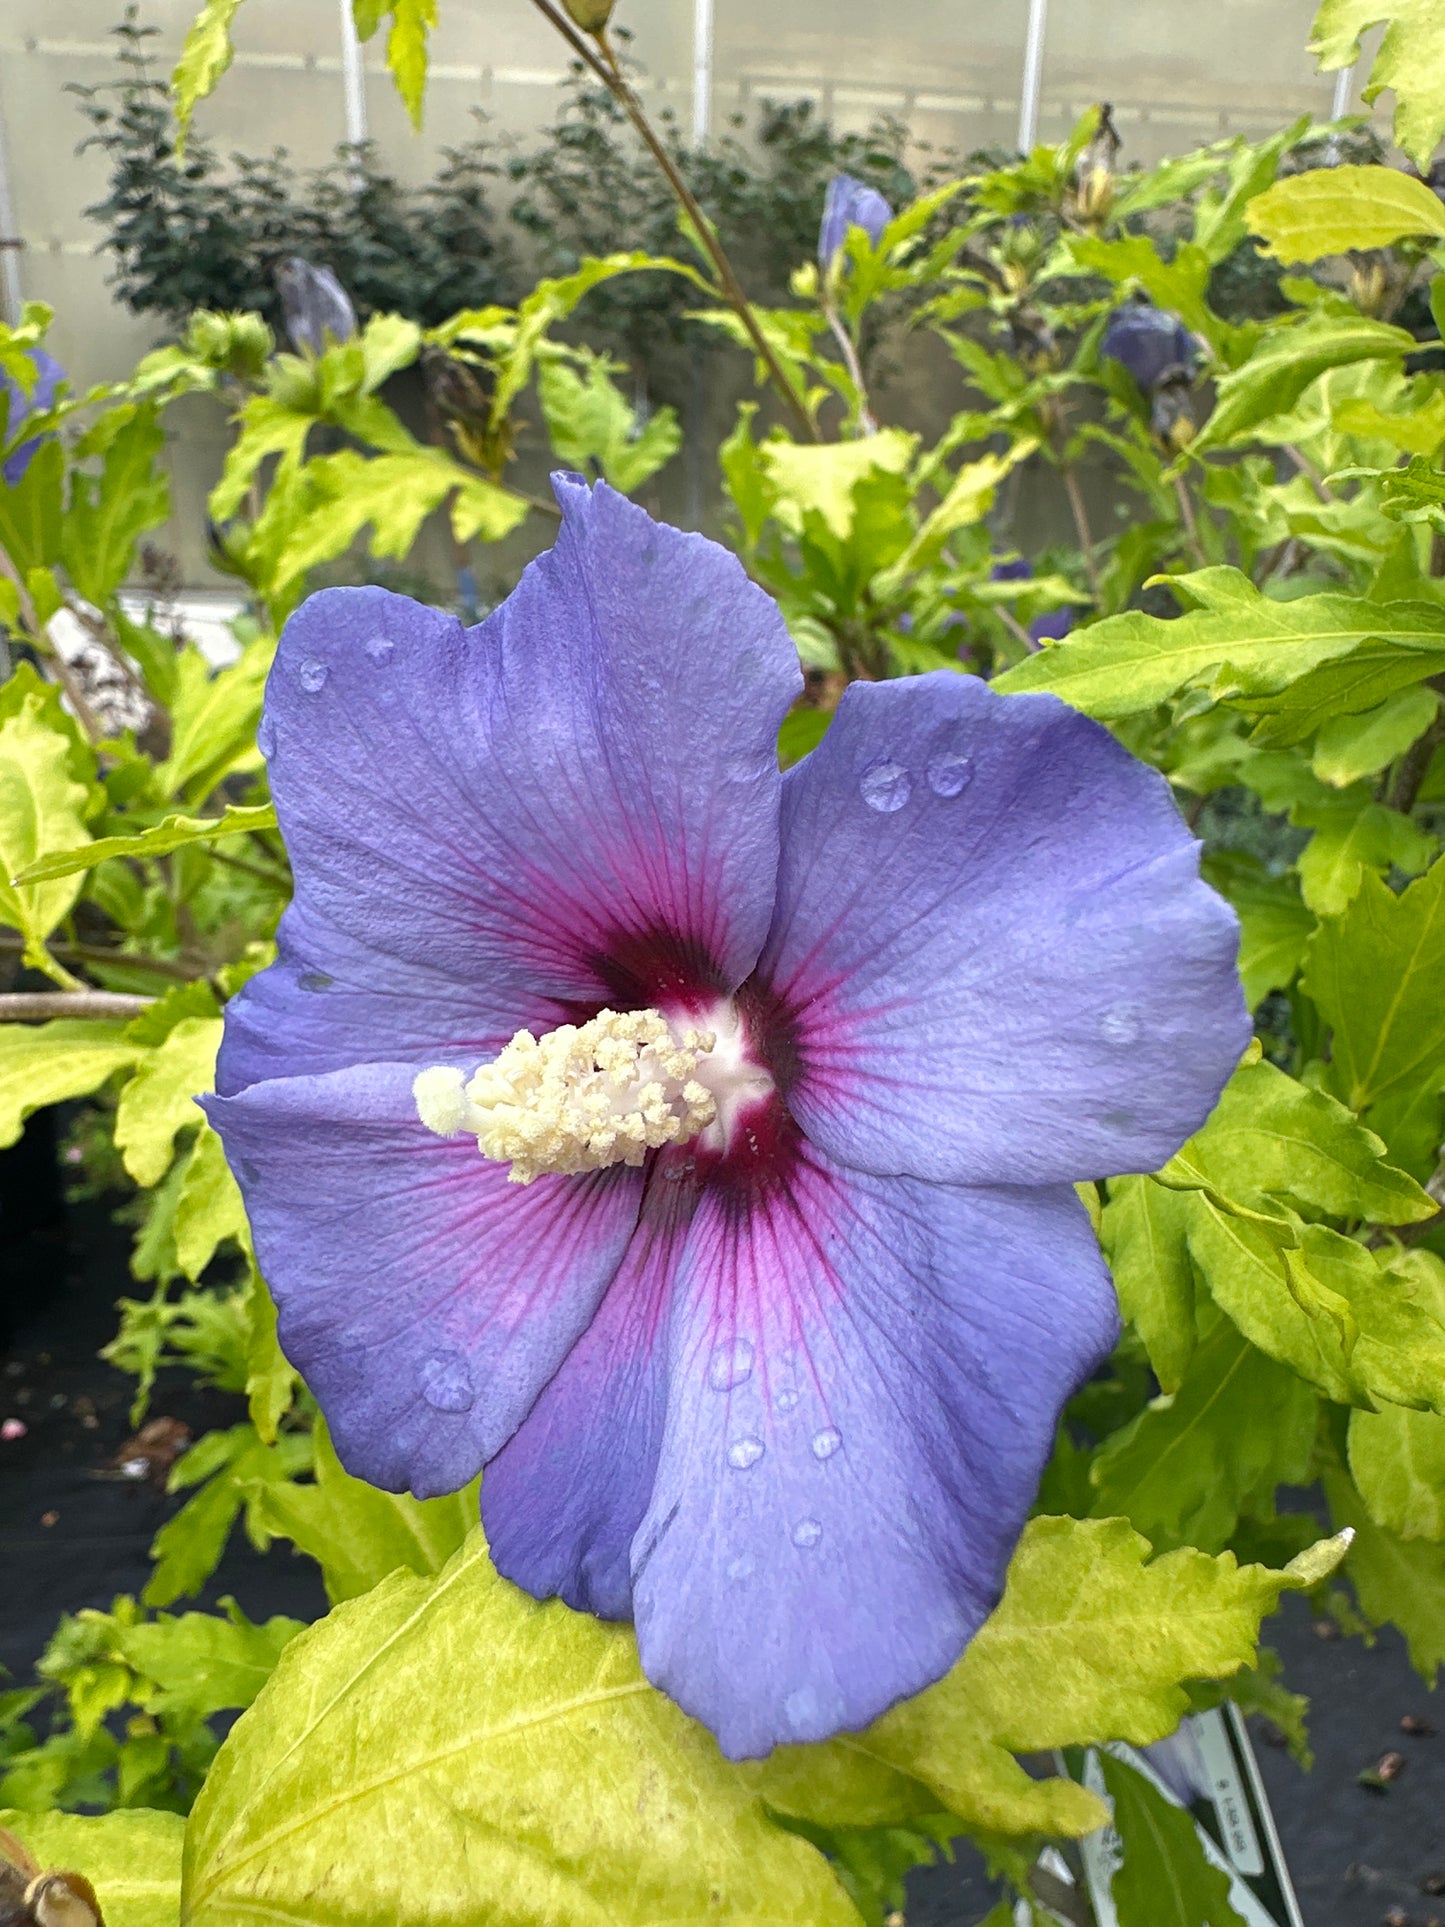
0 930 197 982
1173 473 1208 569
525 0 818 441
1286 444 1336 504
1388 700 1445 815
1060 462 1103 604
0 990 155 1021
822 305 877 435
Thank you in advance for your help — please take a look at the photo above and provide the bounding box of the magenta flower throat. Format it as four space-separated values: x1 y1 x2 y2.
206 476 1248 1759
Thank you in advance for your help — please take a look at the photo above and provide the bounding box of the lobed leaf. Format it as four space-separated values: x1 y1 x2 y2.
1248 164 1445 262
171 0 247 143
1311 0 1445 170
0 1019 139 1150
15 804 279 884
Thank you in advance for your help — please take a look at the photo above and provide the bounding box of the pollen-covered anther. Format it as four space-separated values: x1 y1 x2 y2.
413 1008 718 1183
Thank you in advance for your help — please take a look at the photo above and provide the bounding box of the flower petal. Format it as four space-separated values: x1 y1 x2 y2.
203 1061 641 1498
758 673 1248 1186
228 479 800 1093
632 1146 1118 1758
482 1183 694 1620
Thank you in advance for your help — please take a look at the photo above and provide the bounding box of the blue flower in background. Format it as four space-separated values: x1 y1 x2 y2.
1100 298 1198 396
818 173 892 268
207 477 1246 1758
275 257 358 357
1 348 64 486
990 557 1076 646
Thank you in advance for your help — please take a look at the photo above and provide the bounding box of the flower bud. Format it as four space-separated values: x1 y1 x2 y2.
1 347 64 486
562 0 616 31
275 257 358 358
818 173 892 271
1100 296 1199 396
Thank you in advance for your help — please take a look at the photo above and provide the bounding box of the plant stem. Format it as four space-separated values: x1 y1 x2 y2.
0 990 155 1021
1388 700 1445 814
822 305 877 435
525 0 819 442
0 930 196 982
1287 444 1336 503
1060 462 1103 604
1173 473 1208 568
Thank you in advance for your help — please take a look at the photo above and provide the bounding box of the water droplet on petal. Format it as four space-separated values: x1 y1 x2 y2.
1099 1004 1141 1047
364 633 394 662
784 1685 821 1732
709 1338 754 1392
811 1426 842 1461
421 1352 474 1413
298 970 333 992
726 1553 754 1583
859 760 912 813
256 715 277 759
792 1517 822 1548
297 658 328 693
926 750 973 798
727 1435 765 1470
774 1387 800 1415
239 1158 259 1184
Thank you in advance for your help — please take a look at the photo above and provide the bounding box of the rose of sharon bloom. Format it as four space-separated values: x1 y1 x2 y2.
274 257 357 358
206 477 1247 1759
1100 297 1198 396
818 173 892 268
1 348 64 486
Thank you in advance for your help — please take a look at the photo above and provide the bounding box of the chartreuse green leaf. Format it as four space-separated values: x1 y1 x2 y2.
749 1518 1344 1842
1312 683 1439 787
1088 1317 1317 1553
154 642 272 804
352 0 437 129
173 1124 250 1282
1348 1403 1445 1538
761 431 917 541
1201 856 1315 1008
243 1270 297 1445
0 1806 183 1927
114 1018 223 1188
0 433 63 576
182 1532 858 1927
61 404 170 606
171 0 247 143
537 354 682 493
994 569 1445 721
1292 789 1435 915
1099 1755 1247 1927
1323 1460 1445 1679
242 1417 477 1606
0 693 95 969
1312 0 1445 170
1303 858 1445 1172
16 803 278 884
1101 1176 1199 1390
115 1599 305 1720
0 1020 140 1148
1193 313 1415 452
1248 164 1445 262
145 1425 311 1609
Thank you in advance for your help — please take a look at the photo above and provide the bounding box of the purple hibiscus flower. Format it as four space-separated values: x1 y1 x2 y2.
1100 297 1198 396
819 173 892 268
274 257 358 358
1 348 64 486
205 477 1247 1759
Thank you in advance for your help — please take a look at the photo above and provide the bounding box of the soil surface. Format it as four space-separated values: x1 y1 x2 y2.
2 1142 1441 1927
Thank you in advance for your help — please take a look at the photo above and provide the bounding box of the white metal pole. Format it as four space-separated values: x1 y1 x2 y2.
339 0 369 153
1330 61 1356 123
692 0 715 147
0 97 23 326
1018 0 1048 154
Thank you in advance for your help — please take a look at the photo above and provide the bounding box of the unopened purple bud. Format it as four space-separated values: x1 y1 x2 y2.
1029 606 1074 646
818 174 892 269
1101 299 1198 396
990 557 1033 583
276 257 358 357
1 348 64 486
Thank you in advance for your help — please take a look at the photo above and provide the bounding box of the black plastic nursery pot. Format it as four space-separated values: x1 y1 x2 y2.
2 1119 1442 1927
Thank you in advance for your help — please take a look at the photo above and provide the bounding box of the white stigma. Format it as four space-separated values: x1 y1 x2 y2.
414 1007 729 1184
